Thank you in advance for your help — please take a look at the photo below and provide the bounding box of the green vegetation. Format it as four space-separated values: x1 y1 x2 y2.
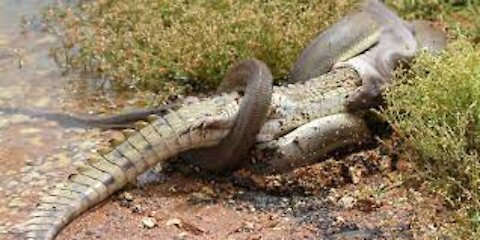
45 0 356 99
384 40 480 234
381 1 480 235
385 39 480 204
386 0 480 41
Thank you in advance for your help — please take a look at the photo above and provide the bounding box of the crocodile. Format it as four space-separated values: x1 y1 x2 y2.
18 0 447 239
19 66 364 240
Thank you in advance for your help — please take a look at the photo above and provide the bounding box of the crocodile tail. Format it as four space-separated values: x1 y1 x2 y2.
20 97 239 239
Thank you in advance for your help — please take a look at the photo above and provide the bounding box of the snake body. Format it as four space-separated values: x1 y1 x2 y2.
289 3 382 83
186 59 273 171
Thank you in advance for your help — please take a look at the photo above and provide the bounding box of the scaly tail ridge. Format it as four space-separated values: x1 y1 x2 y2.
20 96 239 239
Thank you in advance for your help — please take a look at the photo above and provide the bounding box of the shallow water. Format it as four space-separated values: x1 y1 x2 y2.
0 1 105 239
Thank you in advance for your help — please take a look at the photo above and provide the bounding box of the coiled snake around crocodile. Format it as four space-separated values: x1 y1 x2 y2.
15 1 448 239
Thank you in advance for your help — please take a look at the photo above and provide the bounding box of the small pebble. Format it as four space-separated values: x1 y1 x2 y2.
122 192 134 201
132 204 144 214
242 221 255 231
166 218 182 227
338 195 356 209
148 211 157 217
178 232 188 238
142 217 157 229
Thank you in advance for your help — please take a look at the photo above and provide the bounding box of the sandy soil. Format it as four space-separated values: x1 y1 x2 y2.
55 148 456 239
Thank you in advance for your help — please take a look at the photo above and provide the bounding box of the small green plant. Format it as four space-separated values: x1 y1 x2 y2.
44 0 357 100
384 39 480 234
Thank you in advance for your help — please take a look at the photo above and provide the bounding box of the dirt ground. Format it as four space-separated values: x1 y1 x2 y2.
0 1 460 240
53 146 457 240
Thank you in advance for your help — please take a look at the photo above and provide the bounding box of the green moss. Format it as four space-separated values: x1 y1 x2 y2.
45 0 357 99
383 39 480 234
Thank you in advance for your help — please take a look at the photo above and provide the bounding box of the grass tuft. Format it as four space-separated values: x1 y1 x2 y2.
44 0 357 99
386 0 480 42
383 39 480 234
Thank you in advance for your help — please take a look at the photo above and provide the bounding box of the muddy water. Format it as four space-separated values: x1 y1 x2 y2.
0 1 106 239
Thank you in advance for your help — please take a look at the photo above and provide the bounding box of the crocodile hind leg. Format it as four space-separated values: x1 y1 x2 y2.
257 113 371 173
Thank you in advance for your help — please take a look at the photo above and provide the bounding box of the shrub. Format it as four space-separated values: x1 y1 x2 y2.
45 0 357 99
384 39 480 231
